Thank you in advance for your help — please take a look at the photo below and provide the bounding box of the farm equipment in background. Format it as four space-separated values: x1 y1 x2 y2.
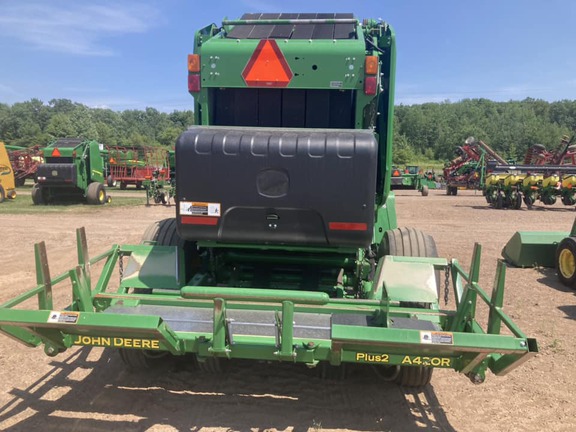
144 168 175 205
390 165 442 196
444 137 508 195
484 164 576 210
5 144 44 187
0 13 537 388
107 146 171 191
0 142 17 203
502 217 576 288
523 135 576 166
32 138 109 205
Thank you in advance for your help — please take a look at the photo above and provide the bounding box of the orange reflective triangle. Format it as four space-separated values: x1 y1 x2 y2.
242 39 293 87
52 148 61 157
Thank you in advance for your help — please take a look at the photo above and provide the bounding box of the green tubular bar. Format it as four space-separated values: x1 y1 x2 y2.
0 230 537 381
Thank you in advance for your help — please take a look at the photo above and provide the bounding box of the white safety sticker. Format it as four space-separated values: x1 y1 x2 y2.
47 311 80 324
180 201 221 217
420 331 454 345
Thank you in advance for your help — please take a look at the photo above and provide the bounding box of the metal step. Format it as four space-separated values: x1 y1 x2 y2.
105 304 331 340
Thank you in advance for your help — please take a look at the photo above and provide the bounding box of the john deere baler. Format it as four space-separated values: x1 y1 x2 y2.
0 13 536 388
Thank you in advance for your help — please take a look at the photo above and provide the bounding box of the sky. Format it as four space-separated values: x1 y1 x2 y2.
1 0 575 112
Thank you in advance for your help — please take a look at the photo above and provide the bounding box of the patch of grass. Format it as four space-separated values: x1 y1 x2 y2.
0 195 146 214
549 338 563 353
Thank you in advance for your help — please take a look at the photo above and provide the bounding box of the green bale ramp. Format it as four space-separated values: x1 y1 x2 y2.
502 231 569 268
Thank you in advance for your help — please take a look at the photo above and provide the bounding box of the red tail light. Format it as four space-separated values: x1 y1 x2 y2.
188 74 200 93
364 76 377 95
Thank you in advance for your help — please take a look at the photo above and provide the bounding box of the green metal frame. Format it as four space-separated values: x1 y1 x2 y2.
0 229 537 383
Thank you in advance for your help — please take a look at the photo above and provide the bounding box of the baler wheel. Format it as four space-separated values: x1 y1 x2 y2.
395 365 433 388
31 184 45 205
119 348 168 370
197 356 227 374
141 218 200 282
107 175 117 187
556 237 576 288
421 185 429 196
87 182 107 205
379 227 439 387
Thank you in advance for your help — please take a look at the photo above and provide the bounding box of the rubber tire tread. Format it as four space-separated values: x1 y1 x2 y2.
381 227 438 259
31 184 44 205
141 218 200 284
421 185 429 196
141 218 184 247
379 227 437 387
118 348 166 370
86 182 105 205
556 237 576 288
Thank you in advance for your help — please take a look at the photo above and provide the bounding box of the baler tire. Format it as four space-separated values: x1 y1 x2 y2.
119 348 168 370
31 184 45 205
421 185 429 197
0 185 5 203
395 365 433 387
120 182 127 190
197 356 227 374
15 177 26 187
87 182 106 205
379 227 438 387
379 227 438 261
141 218 200 282
107 175 117 187
556 237 576 288
451 187 458 196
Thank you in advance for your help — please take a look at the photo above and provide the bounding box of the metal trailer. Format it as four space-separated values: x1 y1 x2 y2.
32 138 109 205
0 13 537 388
107 146 171 190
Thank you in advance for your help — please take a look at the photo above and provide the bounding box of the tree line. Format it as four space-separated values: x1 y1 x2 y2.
0 98 194 149
1 98 575 163
393 98 576 164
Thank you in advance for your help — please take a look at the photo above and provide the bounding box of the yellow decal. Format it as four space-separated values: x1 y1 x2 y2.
401 355 451 367
73 335 161 350
356 352 390 363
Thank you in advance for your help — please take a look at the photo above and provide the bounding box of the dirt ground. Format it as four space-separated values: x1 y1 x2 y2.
0 189 573 431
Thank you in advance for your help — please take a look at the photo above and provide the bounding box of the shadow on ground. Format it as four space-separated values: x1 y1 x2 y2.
0 348 457 431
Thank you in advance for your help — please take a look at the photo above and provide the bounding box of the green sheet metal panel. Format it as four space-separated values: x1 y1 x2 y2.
501 231 569 268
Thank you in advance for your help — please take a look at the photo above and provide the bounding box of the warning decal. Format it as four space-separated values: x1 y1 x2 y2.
420 331 454 345
180 201 221 217
47 311 80 324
